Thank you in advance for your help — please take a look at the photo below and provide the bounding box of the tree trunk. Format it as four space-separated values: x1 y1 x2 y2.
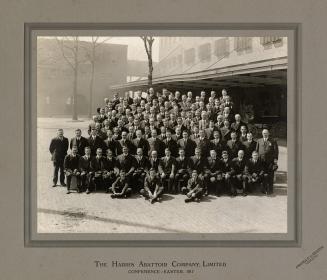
88 47 95 119
72 39 79 120
148 58 153 87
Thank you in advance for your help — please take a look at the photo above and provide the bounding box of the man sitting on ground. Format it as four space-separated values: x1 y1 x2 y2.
182 170 204 203
140 168 164 204
110 170 132 199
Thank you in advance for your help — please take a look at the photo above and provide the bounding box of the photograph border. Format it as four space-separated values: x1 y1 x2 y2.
24 22 302 247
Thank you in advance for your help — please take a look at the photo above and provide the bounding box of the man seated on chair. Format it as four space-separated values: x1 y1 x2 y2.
220 150 233 196
140 168 164 204
110 170 132 199
230 149 248 196
103 148 119 193
159 148 176 194
204 149 223 196
174 148 191 193
63 145 81 194
132 147 150 192
89 148 106 194
245 150 268 194
79 146 93 192
182 170 204 203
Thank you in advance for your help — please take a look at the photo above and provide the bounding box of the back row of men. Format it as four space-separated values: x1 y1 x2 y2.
49 128 278 202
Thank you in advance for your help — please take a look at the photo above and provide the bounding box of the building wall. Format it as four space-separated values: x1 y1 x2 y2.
157 37 287 76
37 39 128 117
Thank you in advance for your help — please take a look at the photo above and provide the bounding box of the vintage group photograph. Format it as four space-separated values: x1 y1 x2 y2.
37 35 288 234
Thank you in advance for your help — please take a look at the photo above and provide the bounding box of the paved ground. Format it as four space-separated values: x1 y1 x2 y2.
37 117 287 233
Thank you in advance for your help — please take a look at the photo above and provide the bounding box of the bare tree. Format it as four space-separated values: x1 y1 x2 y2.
82 37 111 119
140 36 155 87
56 36 82 120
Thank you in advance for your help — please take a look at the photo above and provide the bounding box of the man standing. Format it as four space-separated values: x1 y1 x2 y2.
230 150 248 196
256 129 279 194
79 146 92 192
177 131 196 158
226 131 244 159
132 148 150 191
49 128 69 187
160 148 176 193
204 149 223 196
70 128 88 156
88 128 105 156
174 148 191 193
89 148 106 193
63 146 81 194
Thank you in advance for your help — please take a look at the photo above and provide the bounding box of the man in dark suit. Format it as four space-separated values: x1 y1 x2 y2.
70 128 88 156
204 150 223 196
132 130 150 156
78 146 92 192
148 129 165 158
116 146 136 185
190 148 206 179
230 150 248 196
231 114 247 134
103 148 119 193
117 131 135 155
149 150 163 174
174 148 192 193
49 128 69 187
220 150 233 196
162 131 178 157
88 128 105 156
226 131 244 159
194 129 210 158
159 148 176 193
63 146 81 194
140 168 164 204
220 120 232 141
103 130 119 157
177 131 196 158
245 150 268 193
132 148 150 191
89 148 106 193
242 132 257 160
182 170 204 203
209 130 226 159
256 129 279 194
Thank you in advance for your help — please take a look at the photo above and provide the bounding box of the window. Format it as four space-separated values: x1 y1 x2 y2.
234 37 252 51
184 48 195 65
260 36 283 45
198 43 211 62
214 38 230 57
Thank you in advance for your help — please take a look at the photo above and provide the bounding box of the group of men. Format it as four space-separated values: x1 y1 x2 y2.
49 88 279 203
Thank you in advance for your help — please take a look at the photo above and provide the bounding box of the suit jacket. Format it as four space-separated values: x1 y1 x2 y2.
231 121 247 133
220 158 232 173
242 140 257 160
160 156 176 174
148 137 165 158
205 157 222 173
231 157 247 175
103 138 120 157
117 139 135 155
49 136 69 163
149 158 162 173
87 136 105 156
226 140 244 159
189 156 206 174
90 156 106 172
246 158 265 175
187 177 203 190
162 138 179 157
132 138 150 156
177 138 196 157
134 156 150 170
70 136 88 156
256 138 279 163
64 154 80 171
220 127 232 141
103 157 119 172
194 137 211 157
79 155 92 172
116 154 136 172
175 156 191 171
209 139 226 158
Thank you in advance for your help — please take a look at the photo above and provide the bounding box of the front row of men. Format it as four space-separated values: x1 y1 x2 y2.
62 144 277 203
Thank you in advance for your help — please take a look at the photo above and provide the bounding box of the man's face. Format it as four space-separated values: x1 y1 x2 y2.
222 154 228 160
75 130 81 137
252 152 259 161
210 150 217 158
96 149 102 157
107 150 113 157
72 147 77 155
136 131 142 138
235 115 241 122
179 150 185 157
151 151 157 159
85 148 91 156
137 148 143 157
122 147 128 155
175 128 181 135
199 130 205 138
91 129 97 136
100 108 105 115
238 150 244 159
213 131 219 139
231 133 237 140
247 133 253 141
57 129 64 137
121 132 127 139
262 130 269 138
224 121 229 127
166 132 171 139
192 172 198 179
149 170 156 178
151 130 157 138
241 126 247 134
120 172 126 180
182 132 188 139
165 150 171 157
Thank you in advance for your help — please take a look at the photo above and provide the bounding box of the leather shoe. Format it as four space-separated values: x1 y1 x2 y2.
61 183 67 187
